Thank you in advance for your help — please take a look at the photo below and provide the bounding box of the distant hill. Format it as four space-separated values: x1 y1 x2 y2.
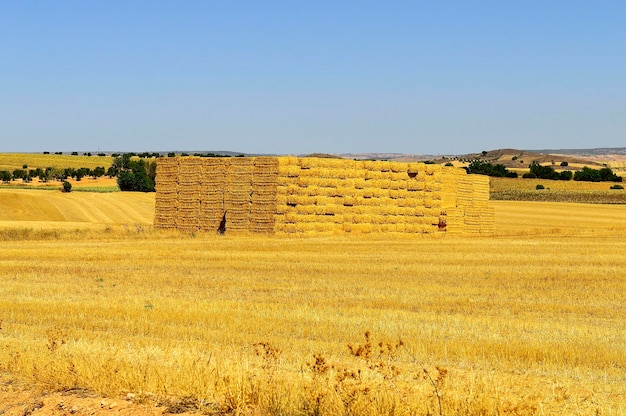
529 147 626 156
332 148 626 170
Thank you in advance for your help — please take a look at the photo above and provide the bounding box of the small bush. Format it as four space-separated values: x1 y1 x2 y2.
62 181 72 193
535 184 545 190
610 184 624 190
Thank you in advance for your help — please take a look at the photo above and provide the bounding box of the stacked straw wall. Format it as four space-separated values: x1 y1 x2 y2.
154 157 494 235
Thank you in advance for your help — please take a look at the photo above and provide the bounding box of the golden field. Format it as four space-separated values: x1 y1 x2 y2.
490 176 624 192
0 189 625 414
0 153 114 171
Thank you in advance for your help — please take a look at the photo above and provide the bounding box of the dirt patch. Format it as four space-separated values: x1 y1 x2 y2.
0 374 197 416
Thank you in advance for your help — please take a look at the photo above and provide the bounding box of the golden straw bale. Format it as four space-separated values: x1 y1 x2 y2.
389 162 405 173
284 212 298 224
360 195 381 207
388 181 401 191
378 161 391 172
389 171 408 182
293 204 316 215
250 200 276 212
253 156 278 166
364 179 383 189
424 163 442 175
318 177 340 189
277 156 298 166
298 175 316 186
360 160 374 171
297 214 318 223
342 195 357 207
364 169 385 180
276 193 287 205
298 157 317 170
424 181 442 192
353 167 367 178
361 188 375 199
352 160 366 170
406 163 421 174
370 187 389 198
278 164 301 178
353 177 367 189
229 156 254 169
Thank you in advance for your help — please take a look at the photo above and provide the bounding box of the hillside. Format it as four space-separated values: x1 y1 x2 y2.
337 148 626 171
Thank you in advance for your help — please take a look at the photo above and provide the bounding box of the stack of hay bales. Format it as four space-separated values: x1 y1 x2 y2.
223 157 254 233
440 167 495 236
462 175 495 235
199 158 227 232
154 156 494 236
176 157 202 232
250 157 279 233
273 157 446 235
153 157 179 229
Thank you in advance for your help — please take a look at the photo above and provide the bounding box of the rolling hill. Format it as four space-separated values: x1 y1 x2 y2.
0 189 155 229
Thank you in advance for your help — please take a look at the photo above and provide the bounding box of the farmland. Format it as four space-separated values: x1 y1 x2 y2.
490 177 626 204
0 153 114 172
0 186 624 415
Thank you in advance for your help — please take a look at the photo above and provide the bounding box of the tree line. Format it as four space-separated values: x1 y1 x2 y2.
466 160 622 183
0 153 158 192
0 166 113 183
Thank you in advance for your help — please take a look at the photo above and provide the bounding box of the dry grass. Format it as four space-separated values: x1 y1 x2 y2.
0 188 624 415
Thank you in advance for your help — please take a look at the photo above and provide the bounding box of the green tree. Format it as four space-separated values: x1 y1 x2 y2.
117 170 154 192
12 169 27 181
559 170 573 181
113 154 155 192
92 166 106 178
466 160 517 178
574 166 622 182
529 161 560 180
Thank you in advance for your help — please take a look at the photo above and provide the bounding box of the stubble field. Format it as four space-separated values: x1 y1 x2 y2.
0 188 625 414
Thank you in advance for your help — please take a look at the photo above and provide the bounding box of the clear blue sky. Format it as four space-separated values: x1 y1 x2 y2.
2 1 625 155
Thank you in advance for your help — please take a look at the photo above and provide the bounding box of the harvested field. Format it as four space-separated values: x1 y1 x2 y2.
0 188 624 415
490 177 626 203
0 189 154 231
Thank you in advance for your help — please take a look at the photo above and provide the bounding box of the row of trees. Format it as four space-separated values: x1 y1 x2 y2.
1 154 158 192
465 160 518 178
523 162 573 180
523 161 622 182
466 160 622 182
42 151 162 158
0 166 112 183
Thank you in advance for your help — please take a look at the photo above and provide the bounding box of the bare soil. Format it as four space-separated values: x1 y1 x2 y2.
0 374 197 416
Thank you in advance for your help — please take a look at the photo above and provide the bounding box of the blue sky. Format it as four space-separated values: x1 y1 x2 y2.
1 1 625 155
